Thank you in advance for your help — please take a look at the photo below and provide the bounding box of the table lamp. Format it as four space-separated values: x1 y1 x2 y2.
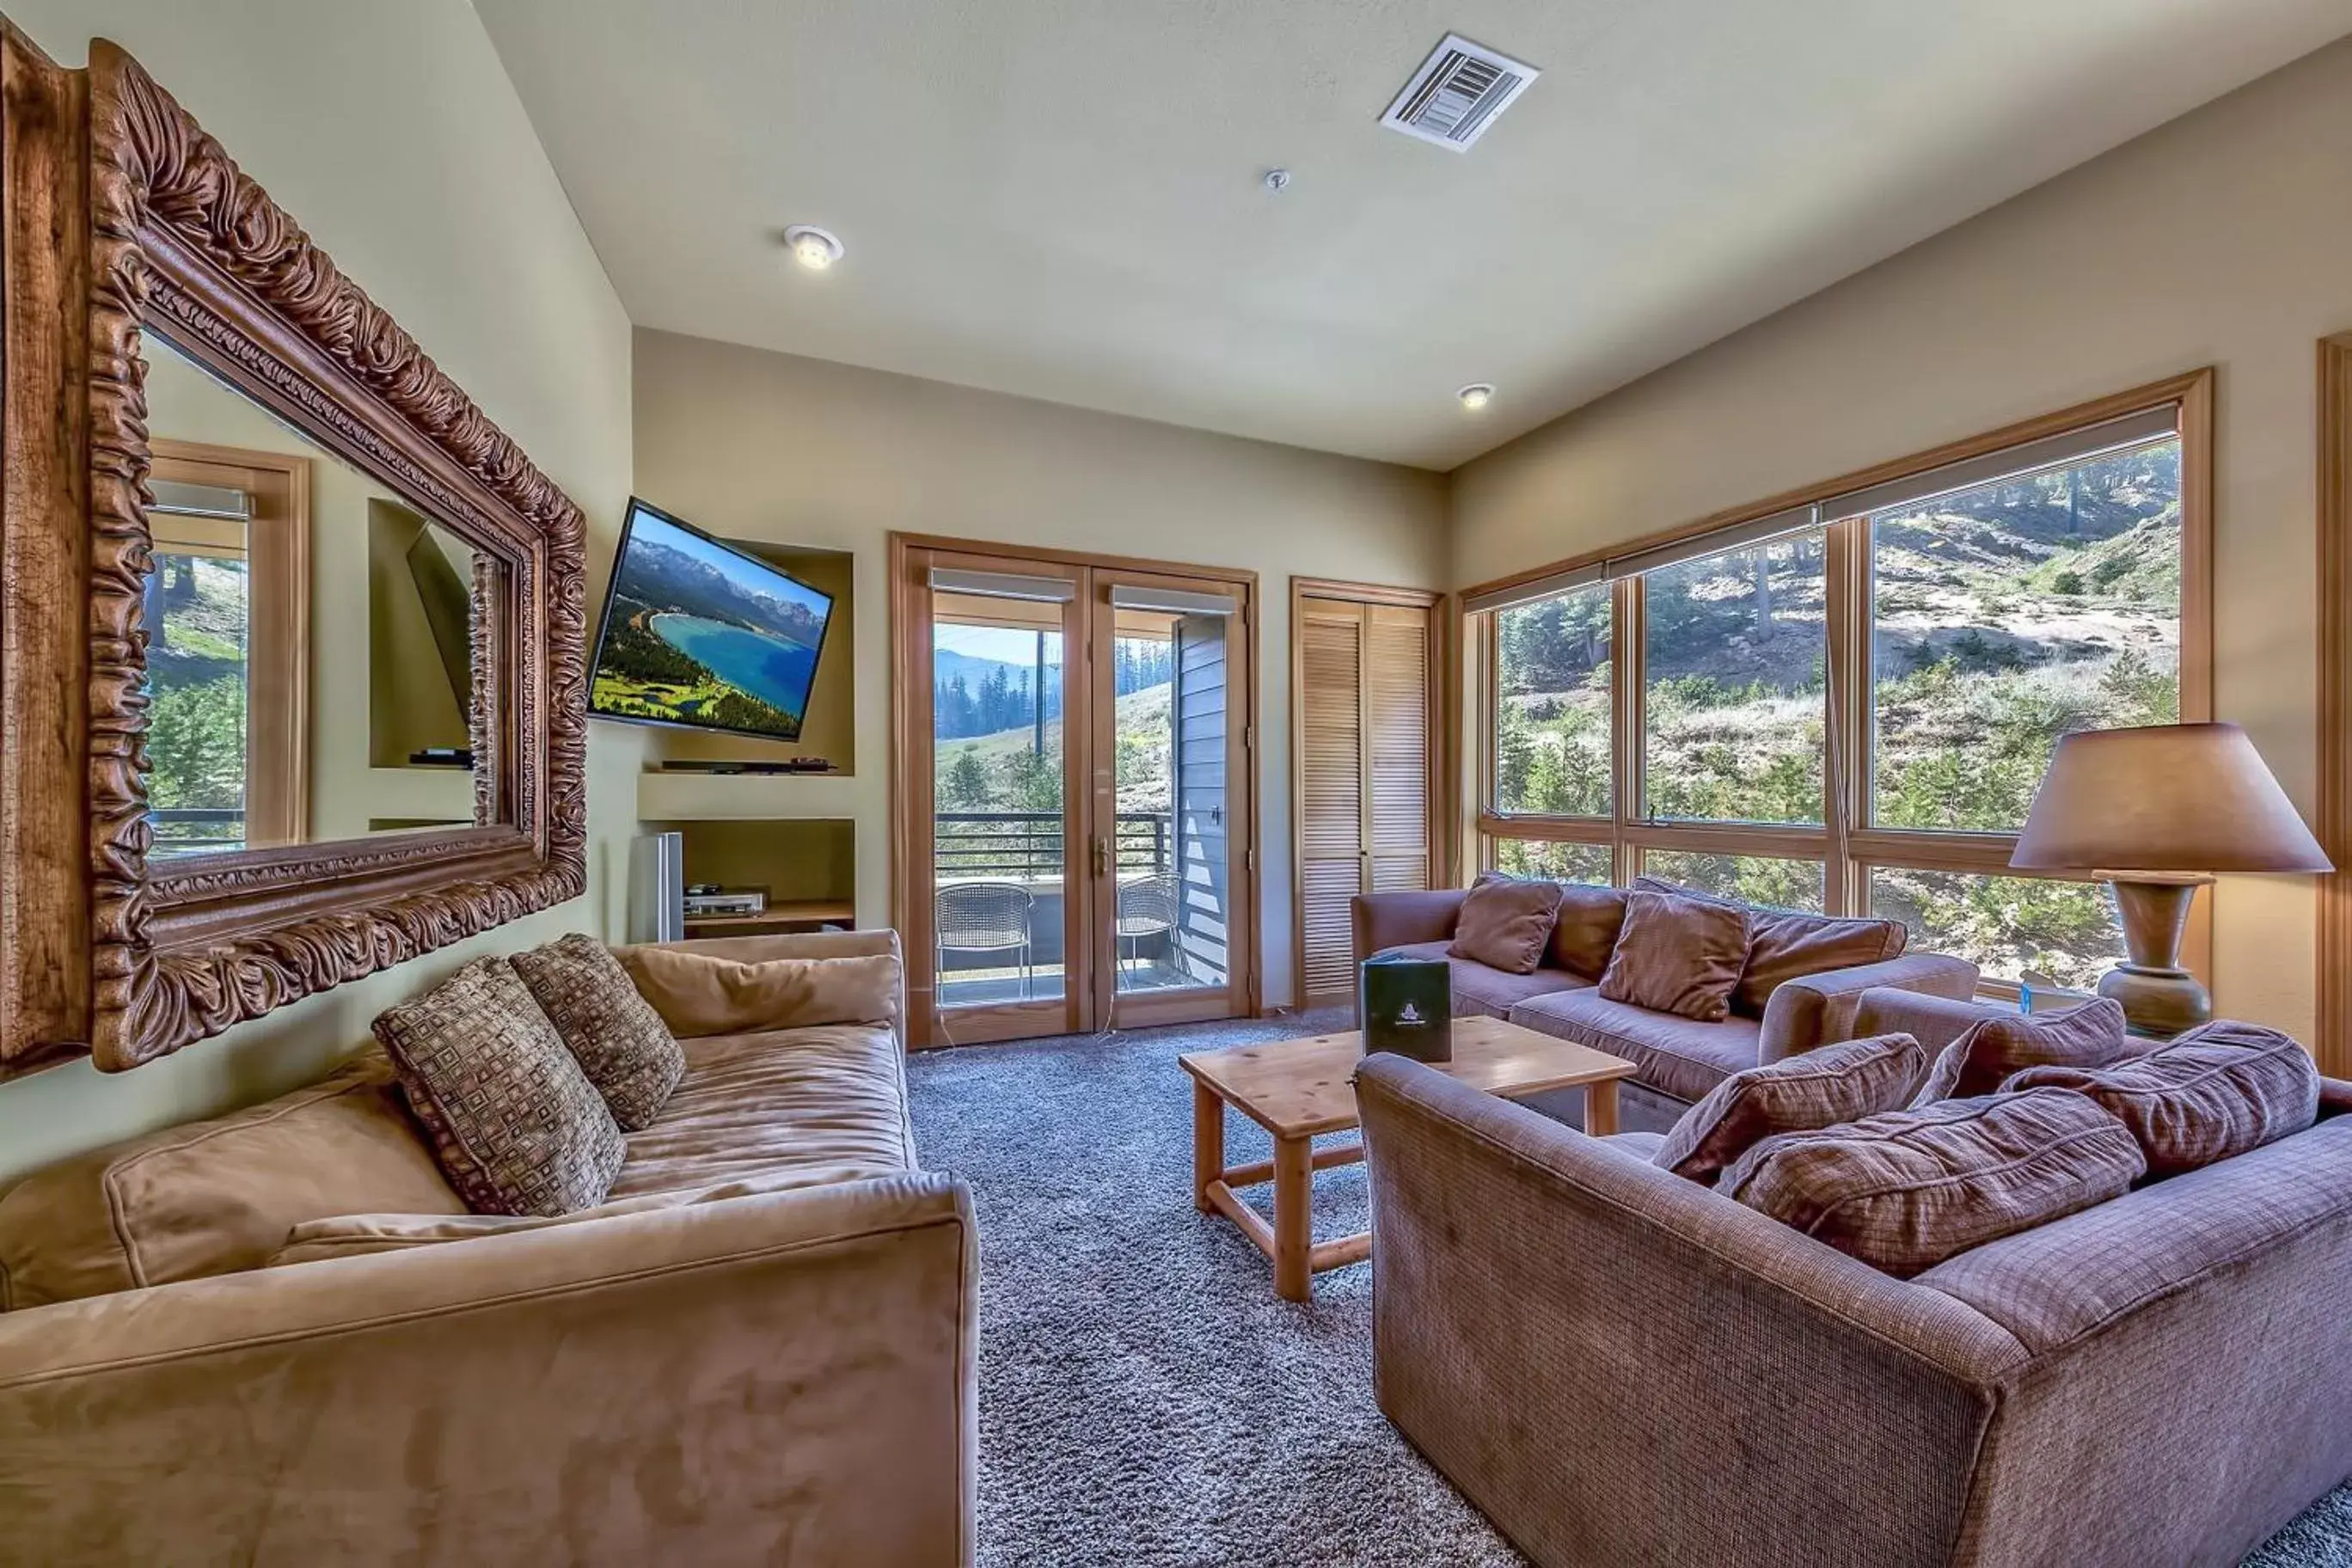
2010 722 2331 1036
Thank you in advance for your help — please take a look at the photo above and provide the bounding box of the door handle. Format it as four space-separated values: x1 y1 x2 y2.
1093 836 1110 879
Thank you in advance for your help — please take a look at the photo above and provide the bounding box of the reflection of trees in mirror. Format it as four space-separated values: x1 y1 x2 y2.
146 551 249 852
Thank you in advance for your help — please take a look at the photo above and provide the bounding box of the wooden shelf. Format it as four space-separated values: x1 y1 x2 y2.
682 900 856 935
639 769 860 821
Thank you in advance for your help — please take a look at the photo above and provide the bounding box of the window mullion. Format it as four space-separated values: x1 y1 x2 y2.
1613 574 1641 884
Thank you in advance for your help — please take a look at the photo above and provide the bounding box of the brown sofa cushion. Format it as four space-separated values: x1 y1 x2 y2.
1449 874 1564 976
1508 988 1761 1104
617 946 902 1039
2006 1019 2319 1178
1721 1087 2146 1277
1652 1032 1930 1185
1632 876 1904 1016
373 957 626 1217
511 934 685 1130
1912 997 2130 1104
0 1050 462 1309
1547 883 1629 981
1597 889 1748 1021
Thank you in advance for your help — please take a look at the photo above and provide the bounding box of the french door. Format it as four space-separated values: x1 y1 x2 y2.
893 538 1257 1046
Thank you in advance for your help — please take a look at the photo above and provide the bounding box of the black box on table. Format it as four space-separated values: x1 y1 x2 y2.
1359 954 1453 1063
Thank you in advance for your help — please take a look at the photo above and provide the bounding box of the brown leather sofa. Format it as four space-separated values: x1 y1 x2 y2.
0 929 975 1568
1354 885 1977 1132
1355 1014 2352 1567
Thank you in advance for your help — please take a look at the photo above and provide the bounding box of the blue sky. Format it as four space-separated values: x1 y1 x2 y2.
935 624 1063 665
628 505 830 620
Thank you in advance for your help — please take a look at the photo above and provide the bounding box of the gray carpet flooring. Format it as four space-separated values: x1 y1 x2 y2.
903 1008 2351 1568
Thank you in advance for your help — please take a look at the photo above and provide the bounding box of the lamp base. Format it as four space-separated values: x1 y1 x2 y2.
2096 965 2210 1039
2095 873 2213 1038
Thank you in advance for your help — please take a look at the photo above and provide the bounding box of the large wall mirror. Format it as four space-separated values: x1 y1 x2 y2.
0 29 587 1075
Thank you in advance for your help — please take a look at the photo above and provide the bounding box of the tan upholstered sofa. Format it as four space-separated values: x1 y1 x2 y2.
0 929 975 1568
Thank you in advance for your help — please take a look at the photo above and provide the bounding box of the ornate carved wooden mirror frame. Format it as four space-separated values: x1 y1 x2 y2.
0 28 586 1074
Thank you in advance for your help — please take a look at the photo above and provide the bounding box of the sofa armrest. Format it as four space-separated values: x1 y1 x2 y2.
0 1172 976 1567
1758 953 1980 1063
2323 1077 2352 1119
1354 1054 2023 1567
1350 889 1467 973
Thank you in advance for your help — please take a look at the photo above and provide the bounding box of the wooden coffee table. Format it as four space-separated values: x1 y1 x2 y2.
1179 1015 1634 1301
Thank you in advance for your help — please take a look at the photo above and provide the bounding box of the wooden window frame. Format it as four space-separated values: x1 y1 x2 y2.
148 438 312 850
2318 333 2352 1077
1467 371 2215 989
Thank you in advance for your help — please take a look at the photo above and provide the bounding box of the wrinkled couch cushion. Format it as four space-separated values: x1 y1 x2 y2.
618 946 902 1039
1653 1032 1930 1185
1721 1087 2146 1277
1547 883 1629 981
1509 989 1761 1104
374 957 626 1218
266 1168 860 1266
1598 890 1748 1022
610 1023 916 1199
1377 940 1589 1019
511 933 684 1130
0 1051 461 1309
1450 874 1565 976
2006 1019 2319 1178
1914 996 2130 1104
1633 876 1906 1017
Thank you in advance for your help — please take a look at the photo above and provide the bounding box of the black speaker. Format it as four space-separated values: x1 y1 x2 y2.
1359 954 1453 1063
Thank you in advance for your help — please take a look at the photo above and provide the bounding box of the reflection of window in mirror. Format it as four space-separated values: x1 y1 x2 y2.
145 443 310 855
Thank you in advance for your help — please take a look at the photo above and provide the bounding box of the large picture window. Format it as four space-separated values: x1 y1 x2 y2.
1469 377 2210 992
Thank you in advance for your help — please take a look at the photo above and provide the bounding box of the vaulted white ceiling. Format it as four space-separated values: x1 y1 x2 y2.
479 0 2352 470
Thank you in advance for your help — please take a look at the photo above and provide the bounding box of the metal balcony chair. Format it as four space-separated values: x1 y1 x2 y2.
935 879 1036 1001
1115 872 1179 984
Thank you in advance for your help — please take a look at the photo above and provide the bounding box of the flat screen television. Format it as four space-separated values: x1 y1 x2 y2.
587 499 835 743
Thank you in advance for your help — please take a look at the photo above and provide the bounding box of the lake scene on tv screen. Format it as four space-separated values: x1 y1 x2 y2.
591 508 831 740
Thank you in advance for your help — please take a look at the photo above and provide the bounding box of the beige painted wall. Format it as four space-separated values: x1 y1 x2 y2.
1450 38 2352 1040
0 0 640 1182
632 328 1449 1008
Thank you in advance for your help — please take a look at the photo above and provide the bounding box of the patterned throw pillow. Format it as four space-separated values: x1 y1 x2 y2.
2006 1019 2320 1178
1719 1087 2145 1277
1596 889 1748 1021
1449 873 1564 976
511 934 684 1130
372 957 625 1217
1911 997 2131 1105
1651 1032 1929 1185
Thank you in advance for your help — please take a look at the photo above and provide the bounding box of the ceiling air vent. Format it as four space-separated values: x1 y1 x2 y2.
1381 34 1539 151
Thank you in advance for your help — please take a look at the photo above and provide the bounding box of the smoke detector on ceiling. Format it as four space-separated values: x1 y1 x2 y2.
1381 34 1540 151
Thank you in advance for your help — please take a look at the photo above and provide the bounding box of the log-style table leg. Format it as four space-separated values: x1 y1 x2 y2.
1586 1077 1620 1137
1192 1080 1223 1214
1272 1133 1314 1302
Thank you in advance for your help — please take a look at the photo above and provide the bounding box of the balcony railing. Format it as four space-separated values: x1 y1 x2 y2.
149 806 245 855
935 810 1169 884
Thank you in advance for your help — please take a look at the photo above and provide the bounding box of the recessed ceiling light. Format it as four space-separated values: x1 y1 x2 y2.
1458 383 1495 411
784 224 842 272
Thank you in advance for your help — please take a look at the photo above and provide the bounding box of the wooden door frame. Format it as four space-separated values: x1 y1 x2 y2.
1289 577 1445 1012
890 533 1263 1046
2318 334 2352 1077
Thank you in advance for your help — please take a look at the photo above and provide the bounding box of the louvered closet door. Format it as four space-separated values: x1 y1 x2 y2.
1363 603 1432 897
1296 604 1367 1005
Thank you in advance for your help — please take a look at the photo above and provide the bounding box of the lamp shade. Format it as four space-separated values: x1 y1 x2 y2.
2010 722 2331 874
